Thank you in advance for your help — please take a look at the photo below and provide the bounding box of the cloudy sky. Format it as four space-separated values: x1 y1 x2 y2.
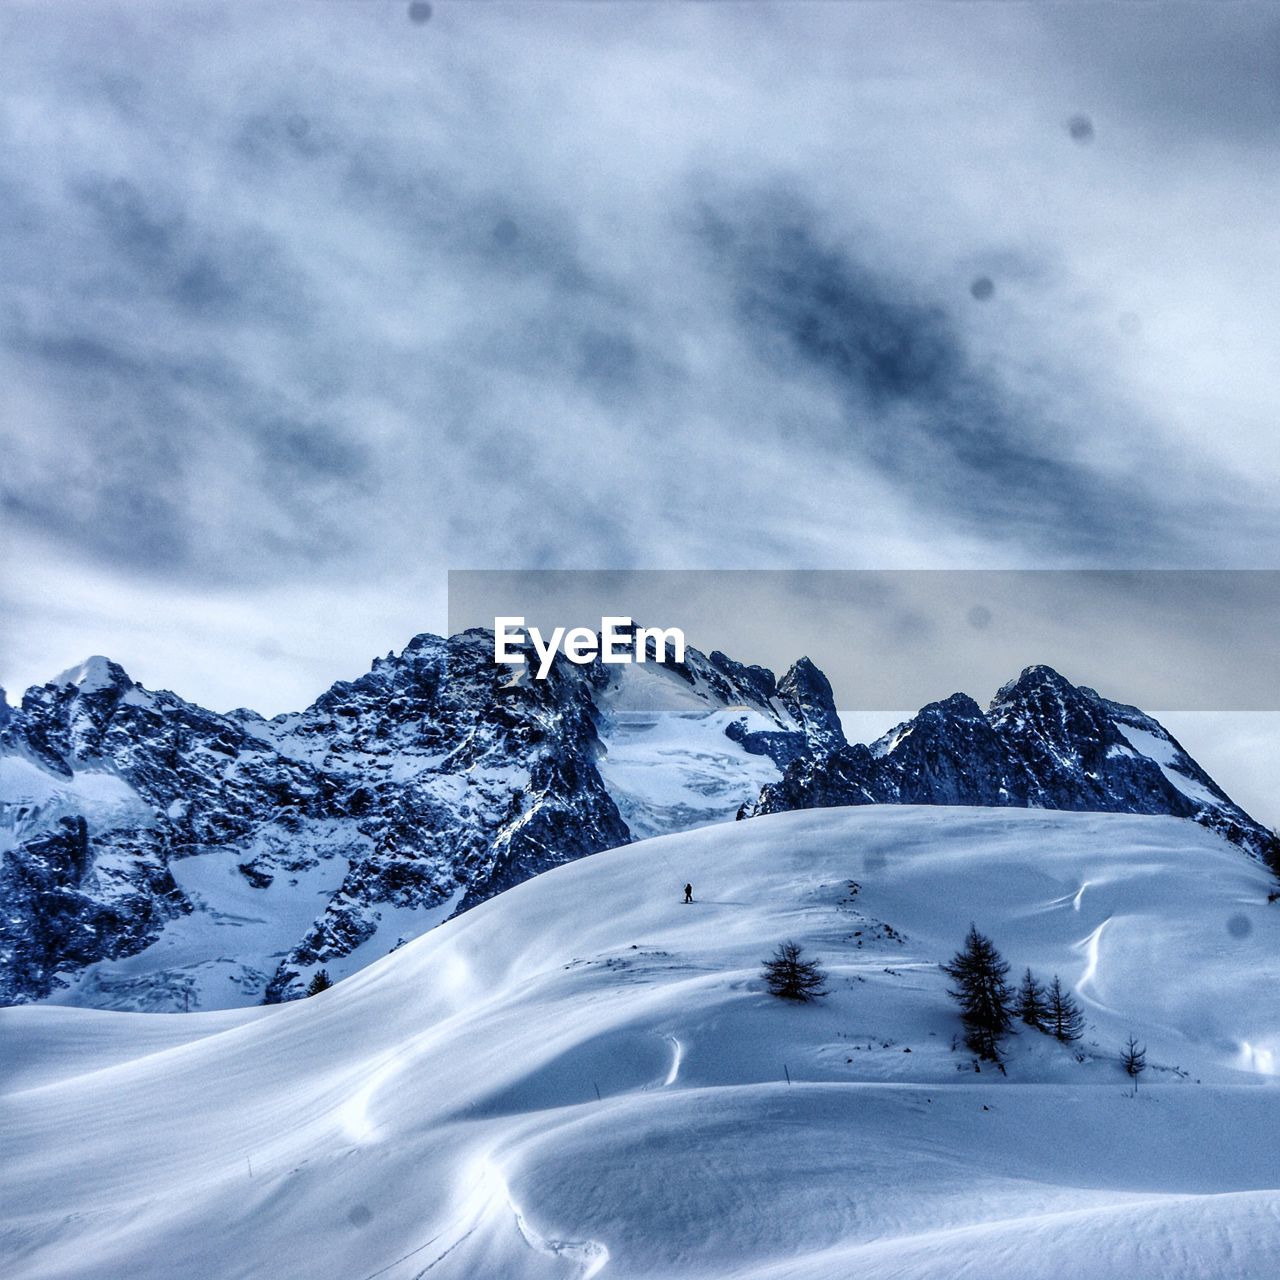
1 2 1278 750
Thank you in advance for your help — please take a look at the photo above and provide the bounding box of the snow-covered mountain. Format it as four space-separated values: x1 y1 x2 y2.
1 641 1272 1012
750 664 1275 864
0 634 825 1009
4 807 1280 1280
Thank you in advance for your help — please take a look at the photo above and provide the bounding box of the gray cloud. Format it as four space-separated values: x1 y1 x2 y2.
0 0 1277 715
695 193 1178 559
1033 3 1280 149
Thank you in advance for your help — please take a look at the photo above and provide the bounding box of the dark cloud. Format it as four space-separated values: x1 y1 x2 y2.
1037 5 1280 148
576 330 641 394
9 329 145 378
0 307 371 578
253 419 368 483
72 173 314 325
1 410 192 572
697 195 1179 560
0 0 1277 713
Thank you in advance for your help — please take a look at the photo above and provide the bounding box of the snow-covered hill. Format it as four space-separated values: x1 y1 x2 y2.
3 806 1279 1279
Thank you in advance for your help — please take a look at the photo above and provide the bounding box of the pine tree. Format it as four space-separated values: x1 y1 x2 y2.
941 924 1013 1061
1045 975 1084 1043
306 968 333 996
1121 1033 1147 1090
1015 967 1048 1030
762 941 828 1002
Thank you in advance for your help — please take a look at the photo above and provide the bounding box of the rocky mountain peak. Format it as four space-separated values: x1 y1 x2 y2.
51 655 134 695
994 659 1099 717
776 656 846 754
754 663 1274 869
920 692 987 723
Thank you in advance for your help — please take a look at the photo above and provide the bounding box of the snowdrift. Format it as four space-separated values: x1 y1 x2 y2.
3 806 1280 1279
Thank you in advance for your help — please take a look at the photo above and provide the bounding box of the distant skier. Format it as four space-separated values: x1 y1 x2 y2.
684 883 693 904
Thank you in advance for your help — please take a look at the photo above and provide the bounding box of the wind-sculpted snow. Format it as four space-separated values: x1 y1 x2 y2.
3 808 1280 1279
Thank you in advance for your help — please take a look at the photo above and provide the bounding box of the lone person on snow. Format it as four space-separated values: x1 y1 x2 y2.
683 883 693 904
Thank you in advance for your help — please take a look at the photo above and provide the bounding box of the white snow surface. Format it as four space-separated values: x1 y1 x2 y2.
3 805 1280 1279
595 662 784 838
1117 723 1224 808
0 756 155 855
39 830 467 1014
49 656 120 694
597 706 781 839
43 842 352 1012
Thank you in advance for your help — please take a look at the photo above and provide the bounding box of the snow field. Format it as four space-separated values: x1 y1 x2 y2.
3 805 1280 1278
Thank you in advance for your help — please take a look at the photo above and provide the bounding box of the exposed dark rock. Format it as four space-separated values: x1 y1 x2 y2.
751 663 1272 866
3 644 1269 1011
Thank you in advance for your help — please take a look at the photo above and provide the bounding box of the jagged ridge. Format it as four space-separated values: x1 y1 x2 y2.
748 664 1277 867
0 633 830 1007
1 646 1272 1013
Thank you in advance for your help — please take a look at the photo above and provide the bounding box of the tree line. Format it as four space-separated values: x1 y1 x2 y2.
943 923 1084 1062
762 924 1149 1086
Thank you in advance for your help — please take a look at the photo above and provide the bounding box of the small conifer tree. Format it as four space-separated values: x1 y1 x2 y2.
1014 967 1048 1031
1045 975 1084 1043
941 924 1014 1061
306 968 333 997
1121 1033 1147 1091
762 941 828 1002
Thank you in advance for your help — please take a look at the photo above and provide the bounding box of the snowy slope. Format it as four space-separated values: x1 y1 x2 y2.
3 806 1279 1280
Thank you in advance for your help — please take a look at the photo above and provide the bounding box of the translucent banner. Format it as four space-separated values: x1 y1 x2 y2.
449 570 1280 712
